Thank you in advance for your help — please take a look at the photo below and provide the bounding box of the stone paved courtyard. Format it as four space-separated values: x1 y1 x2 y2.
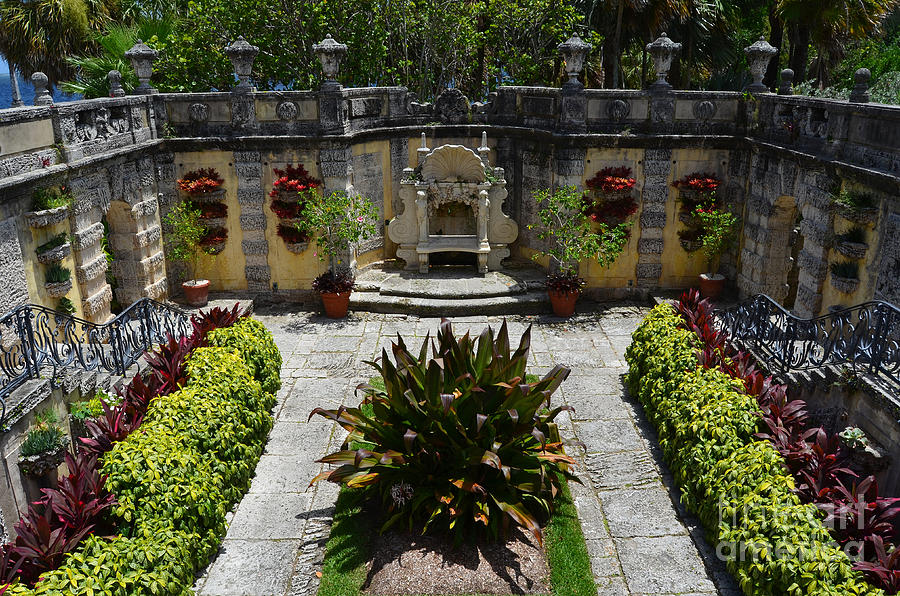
194 306 740 596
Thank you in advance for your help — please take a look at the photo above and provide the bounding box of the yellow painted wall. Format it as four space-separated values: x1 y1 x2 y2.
263 149 322 290
660 148 731 288
173 151 247 291
820 200 879 314
580 148 644 287
23 219 86 319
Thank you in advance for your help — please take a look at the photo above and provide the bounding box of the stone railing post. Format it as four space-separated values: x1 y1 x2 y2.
849 68 871 103
646 33 680 92
646 34 679 132
125 40 159 94
557 33 591 132
108 70 125 97
31 73 53 106
225 37 260 130
744 37 777 94
778 69 794 95
225 36 259 92
314 35 350 133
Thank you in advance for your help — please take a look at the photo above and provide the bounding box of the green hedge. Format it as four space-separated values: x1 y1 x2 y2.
624 304 882 596
9 319 281 595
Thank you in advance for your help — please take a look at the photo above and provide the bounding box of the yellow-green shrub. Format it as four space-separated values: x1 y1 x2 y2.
206 318 282 394
624 303 883 596
7 322 281 595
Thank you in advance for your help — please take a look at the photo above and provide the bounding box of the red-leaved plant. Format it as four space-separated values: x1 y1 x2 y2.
177 168 224 195
585 166 636 194
269 164 320 198
672 172 721 194
673 288 900 593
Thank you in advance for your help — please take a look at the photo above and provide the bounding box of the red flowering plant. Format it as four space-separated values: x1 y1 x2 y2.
672 172 721 194
277 223 310 244
269 164 320 200
585 166 636 195
177 168 224 195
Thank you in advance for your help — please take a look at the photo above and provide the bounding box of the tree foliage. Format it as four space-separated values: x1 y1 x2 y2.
148 0 588 99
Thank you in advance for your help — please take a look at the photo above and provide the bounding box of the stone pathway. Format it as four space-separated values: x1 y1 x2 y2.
194 307 738 596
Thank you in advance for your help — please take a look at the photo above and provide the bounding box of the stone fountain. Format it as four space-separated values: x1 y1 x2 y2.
388 132 518 273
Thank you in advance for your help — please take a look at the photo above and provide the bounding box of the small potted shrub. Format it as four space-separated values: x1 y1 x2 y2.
17 410 68 485
298 191 377 318
269 164 320 203
693 202 739 299
56 296 76 316
531 185 629 317
177 168 225 201
45 263 73 298
835 227 868 259
164 200 213 306
830 260 860 294
26 186 73 228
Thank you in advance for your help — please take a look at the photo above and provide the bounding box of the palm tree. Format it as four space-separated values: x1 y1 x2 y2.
778 0 898 85
0 0 119 84
62 19 174 97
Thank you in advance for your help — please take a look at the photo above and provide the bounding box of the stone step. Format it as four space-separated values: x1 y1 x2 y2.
350 289 552 316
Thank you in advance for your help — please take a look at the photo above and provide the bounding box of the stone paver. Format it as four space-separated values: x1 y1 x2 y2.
195 307 738 596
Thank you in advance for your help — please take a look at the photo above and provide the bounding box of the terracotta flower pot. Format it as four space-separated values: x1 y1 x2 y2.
698 273 725 300
548 289 579 317
183 279 210 306
321 291 351 319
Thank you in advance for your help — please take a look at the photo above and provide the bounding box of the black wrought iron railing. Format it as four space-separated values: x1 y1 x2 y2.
716 294 900 391
0 298 190 425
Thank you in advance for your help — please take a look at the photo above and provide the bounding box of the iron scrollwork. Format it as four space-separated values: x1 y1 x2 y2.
716 294 900 390
0 298 190 426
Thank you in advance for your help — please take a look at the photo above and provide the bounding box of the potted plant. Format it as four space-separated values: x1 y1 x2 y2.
673 172 721 221
44 263 73 298
25 186 73 228
164 200 213 306
830 261 860 294
530 185 630 317
832 189 879 225
17 410 68 487
298 191 378 318
177 168 225 202
693 202 740 299
270 164 321 250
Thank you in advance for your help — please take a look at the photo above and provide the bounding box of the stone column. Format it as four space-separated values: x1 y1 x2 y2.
636 149 671 288
68 170 113 321
226 38 260 131
235 151 270 292
646 35 679 134
793 170 835 317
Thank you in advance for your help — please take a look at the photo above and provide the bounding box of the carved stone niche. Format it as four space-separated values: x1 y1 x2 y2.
388 138 518 274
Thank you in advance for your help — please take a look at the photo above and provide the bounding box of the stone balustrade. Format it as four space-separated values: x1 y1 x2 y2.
0 35 898 322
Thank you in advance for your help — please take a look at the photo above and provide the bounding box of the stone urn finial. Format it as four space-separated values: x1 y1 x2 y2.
31 72 52 106
108 70 125 97
849 68 871 103
125 39 159 94
778 69 794 95
224 36 260 92
313 34 348 91
744 36 777 94
558 32 592 92
646 33 681 91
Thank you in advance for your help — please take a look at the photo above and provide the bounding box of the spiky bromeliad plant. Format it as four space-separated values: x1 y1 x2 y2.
310 320 578 546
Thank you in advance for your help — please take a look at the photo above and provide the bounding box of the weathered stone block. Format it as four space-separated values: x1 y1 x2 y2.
242 240 268 255
240 213 266 230
636 263 661 280
234 151 260 162
640 211 666 229
245 265 270 282
638 238 663 255
238 188 265 205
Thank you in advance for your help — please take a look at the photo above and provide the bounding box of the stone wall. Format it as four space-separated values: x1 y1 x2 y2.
0 80 898 316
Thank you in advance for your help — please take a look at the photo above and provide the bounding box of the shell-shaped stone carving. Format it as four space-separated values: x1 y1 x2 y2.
421 145 485 183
